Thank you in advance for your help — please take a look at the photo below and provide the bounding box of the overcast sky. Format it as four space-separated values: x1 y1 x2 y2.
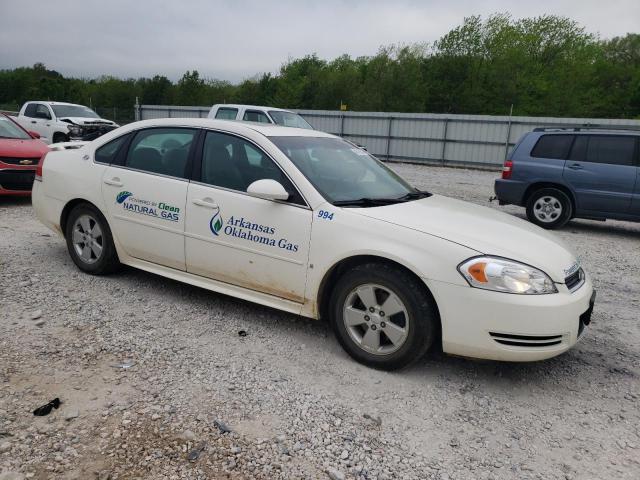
1 0 638 82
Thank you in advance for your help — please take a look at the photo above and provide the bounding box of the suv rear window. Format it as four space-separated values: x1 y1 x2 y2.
531 135 574 159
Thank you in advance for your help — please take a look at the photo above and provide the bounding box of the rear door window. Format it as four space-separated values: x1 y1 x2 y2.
531 135 574 159
214 107 238 120
242 110 271 124
568 136 588 161
584 135 636 166
124 128 197 178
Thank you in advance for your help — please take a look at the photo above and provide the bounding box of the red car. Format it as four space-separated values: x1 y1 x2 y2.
0 113 50 196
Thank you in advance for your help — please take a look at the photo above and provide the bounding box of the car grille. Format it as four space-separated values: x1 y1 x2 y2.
565 268 585 292
489 332 564 347
0 156 40 166
0 169 36 191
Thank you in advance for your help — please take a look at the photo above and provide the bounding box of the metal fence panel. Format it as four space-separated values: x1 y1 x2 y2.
138 105 640 169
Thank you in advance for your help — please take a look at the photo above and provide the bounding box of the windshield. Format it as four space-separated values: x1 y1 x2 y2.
268 111 314 130
0 116 30 140
51 105 100 119
270 136 422 204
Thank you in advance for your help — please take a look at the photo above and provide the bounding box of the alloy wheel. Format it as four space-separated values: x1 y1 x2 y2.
342 283 410 355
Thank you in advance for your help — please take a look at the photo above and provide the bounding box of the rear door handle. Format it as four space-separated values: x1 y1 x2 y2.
104 178 123 187
568 163 583 170
192 198 218 209
31 121 37 124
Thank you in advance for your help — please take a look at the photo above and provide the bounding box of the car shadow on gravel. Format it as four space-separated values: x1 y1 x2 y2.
504 211 640 238
563 218 640 238
0 196 31 207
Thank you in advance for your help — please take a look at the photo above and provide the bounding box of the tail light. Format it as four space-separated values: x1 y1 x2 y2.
501 159 513 179
35 152 48 181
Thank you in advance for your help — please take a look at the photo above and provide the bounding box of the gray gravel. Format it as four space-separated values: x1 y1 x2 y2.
1 163 639 480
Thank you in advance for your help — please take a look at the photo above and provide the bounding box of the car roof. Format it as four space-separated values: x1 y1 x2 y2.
123 118 335 138
531 128 640 136
29 101 85 107
212 104 293 113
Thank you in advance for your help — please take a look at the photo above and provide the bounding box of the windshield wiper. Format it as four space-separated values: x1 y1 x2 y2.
332 190 431 207
332 197 403 207
394 190 432 201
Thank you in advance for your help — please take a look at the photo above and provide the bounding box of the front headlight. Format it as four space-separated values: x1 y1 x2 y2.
458 256 557 294
67 125 83 136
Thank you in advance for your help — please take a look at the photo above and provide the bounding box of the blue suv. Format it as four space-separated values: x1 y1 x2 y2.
494 128 640 229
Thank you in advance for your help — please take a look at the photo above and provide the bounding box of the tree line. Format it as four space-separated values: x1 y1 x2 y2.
1 14 638 120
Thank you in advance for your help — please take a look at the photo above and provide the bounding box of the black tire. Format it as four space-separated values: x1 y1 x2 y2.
329 262 437 371
525 188 572 230
65 203 120 275
52 132 68 143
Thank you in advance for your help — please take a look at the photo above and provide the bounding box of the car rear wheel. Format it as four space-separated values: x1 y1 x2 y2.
526 188 572 229
65 204 120 274
329 262 437 370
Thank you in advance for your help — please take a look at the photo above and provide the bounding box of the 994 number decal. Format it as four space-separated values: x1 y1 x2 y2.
317 210 334 221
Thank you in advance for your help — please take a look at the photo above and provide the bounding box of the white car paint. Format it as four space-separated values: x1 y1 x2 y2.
14 101 118 144
31 118 594 363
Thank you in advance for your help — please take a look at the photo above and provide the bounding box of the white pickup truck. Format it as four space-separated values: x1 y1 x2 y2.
207 104 315 129
13 101 119 144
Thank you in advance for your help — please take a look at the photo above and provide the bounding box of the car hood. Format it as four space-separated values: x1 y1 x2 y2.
0 138 49 158
352 194 578 283
59 117 118 126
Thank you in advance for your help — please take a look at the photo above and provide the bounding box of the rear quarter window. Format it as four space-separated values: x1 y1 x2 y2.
215 108 238 120
530 134 574 160
95 135 129 164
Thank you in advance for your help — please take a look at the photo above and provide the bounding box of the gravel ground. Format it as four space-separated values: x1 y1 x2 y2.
1 164 639 480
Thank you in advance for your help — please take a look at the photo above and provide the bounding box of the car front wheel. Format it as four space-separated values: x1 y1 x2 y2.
329 262 437 370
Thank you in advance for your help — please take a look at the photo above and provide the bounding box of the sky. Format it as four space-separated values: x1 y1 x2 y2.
1 0 639 82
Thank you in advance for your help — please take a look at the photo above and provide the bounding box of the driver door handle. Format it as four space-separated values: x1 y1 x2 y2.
192 198 218 209
104 178 123 187
31 121 37 124
568 163 583 170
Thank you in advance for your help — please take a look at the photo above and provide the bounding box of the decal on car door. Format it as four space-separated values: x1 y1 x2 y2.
208 205 298 252
116 191 181 222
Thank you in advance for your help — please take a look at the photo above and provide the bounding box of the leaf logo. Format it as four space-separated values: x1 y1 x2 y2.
209 206 223 236
116 191 132 204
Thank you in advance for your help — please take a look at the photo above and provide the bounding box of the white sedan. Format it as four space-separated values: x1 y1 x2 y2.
32 118 595 370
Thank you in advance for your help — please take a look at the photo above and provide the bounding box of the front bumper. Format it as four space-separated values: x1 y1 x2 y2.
68 125 118 142
0 165 36 195
426 276 595 362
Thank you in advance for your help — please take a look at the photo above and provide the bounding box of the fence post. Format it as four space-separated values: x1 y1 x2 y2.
385 116 394 160
167 107 172 118
441 118 449 166
340 113 345 136
134 97 140 122
504 105 513 160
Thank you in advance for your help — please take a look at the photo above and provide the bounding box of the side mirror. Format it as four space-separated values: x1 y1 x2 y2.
246 179 289 201
28 131 41 139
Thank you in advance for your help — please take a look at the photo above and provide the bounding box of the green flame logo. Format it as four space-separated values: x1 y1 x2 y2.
209 206 223 236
